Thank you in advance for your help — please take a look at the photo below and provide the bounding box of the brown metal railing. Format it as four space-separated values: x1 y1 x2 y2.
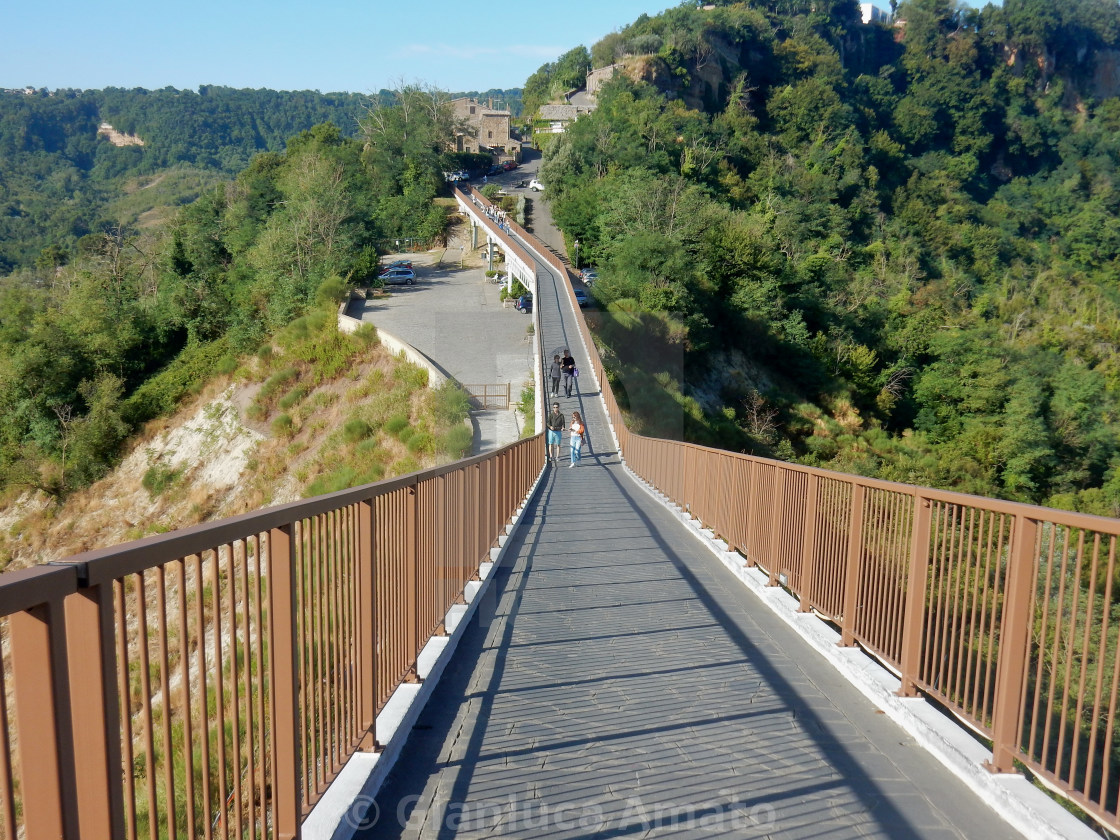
524 233 1120 832
0 436 543 839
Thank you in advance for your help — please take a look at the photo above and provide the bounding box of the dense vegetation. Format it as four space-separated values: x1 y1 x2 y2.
0 84 520 272
538 0 1120 515
0 85 464 496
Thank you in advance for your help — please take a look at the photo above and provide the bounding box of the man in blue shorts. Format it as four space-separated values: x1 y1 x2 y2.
546 403 565 463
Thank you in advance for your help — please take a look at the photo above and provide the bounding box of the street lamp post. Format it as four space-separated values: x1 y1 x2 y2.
574 239 580 270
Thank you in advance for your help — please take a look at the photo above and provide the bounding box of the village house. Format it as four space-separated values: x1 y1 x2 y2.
449 97 519 159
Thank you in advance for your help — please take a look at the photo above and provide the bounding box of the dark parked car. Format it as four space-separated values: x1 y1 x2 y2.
573 288 589 307
516 293 533 313
382 259 412 272
380 268 415 285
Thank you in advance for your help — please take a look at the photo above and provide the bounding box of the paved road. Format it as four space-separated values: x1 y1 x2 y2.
352 215 1026 839
348 254 533 450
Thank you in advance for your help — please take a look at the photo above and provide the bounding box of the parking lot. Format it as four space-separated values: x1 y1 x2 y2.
347 251 536 447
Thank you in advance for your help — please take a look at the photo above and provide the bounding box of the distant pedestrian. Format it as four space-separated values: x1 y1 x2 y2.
561 349 576 397
549 354 562 396
546 403 565 463
569 411 585 467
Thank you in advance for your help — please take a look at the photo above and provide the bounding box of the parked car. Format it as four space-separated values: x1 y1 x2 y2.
502 160 518 171
488 164 504 176
382 259 412 272
528 178 544 192
573 288 589 307
580 269 598 285
516 293 533 313
379 268 415 285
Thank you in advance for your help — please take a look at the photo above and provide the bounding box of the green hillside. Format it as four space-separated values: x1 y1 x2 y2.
536 0 1120 514
0 85 517 272
0 86 463 497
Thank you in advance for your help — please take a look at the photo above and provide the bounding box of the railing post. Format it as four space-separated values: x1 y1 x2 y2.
64 584 125 838
766 469 786 585
406 483 420 680
268 524 301 840
798 474 820 612
9 597 78 840
745 461 758 568
899 494 933 697
839 483 867 647
357 500 377 751
987 514 1038 773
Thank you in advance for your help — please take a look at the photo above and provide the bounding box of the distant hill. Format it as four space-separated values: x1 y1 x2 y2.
0 84 519 272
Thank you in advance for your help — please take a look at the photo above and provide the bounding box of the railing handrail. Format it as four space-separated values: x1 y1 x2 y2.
616 435 1120 534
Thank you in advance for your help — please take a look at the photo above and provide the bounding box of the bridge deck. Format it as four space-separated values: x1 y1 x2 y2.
352 222 1025 839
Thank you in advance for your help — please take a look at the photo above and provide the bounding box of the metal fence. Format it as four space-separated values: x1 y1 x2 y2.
0 436 543 839
462 383 511 410
535 241 1120 833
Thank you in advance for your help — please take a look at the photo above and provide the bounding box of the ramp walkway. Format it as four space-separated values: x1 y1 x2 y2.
352 245 1027 839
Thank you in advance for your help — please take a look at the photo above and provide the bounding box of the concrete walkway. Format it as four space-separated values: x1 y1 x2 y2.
352 229 1027 839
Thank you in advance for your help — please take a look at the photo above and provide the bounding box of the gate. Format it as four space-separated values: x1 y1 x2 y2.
463 383 511 409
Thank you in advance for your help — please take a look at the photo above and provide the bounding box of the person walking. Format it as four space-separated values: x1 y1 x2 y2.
561 349 576 398
546 403 565 463
548 354 562 396
569 410 585 467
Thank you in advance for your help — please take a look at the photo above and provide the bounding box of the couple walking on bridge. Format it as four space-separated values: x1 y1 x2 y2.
546 402 587 467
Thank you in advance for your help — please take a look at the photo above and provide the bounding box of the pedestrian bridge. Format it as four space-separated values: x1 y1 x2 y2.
0 195 1113 840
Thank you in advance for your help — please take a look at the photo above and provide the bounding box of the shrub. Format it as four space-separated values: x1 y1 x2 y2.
316 275 350 306
260 367 300 401
397 426 416 444
432 382 471 425
121 339 229 427
353 324 379 346
356 438 381 454
440 424 473 458
392 362 428 388
406 432 433 454
306 464 384 497
271 414 294 435
343 418 373 443
217 354 238 375
278 385 310 411
391 456 419 476
142 464 181 498
384 414 409 436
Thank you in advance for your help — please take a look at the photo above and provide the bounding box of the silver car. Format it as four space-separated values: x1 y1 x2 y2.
380 268 415 286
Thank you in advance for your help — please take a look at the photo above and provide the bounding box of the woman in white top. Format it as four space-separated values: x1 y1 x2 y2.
569 411 585 467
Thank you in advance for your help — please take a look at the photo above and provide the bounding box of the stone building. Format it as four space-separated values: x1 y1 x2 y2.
450 97 518 158
586 63 621 98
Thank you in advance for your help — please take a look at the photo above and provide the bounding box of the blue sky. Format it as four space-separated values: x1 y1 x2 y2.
1 0 675 94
